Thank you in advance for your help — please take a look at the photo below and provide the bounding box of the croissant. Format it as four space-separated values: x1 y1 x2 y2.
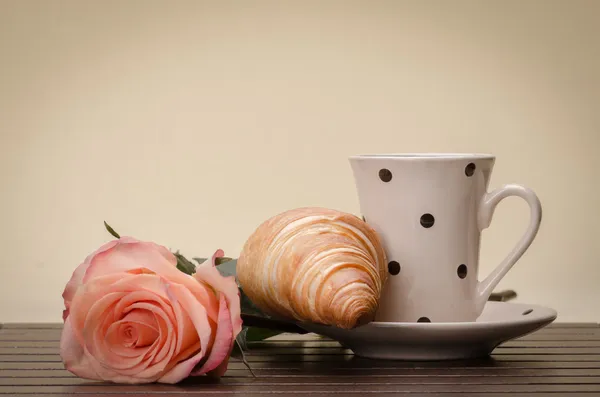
237 207 388 329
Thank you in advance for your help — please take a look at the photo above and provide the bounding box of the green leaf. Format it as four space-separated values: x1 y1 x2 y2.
244 327 283 342
192 257 208 265
215 259 237 278
239 288 267 317
103 221 120 239
241 313 307 335
173 251 196 275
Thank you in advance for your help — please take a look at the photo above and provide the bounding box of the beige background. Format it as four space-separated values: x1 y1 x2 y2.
1 0 598 323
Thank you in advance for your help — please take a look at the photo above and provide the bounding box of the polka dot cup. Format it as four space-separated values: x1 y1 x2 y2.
349 153 542 323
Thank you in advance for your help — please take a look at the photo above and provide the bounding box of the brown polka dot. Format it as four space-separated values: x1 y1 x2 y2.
457 264 468 279
420 213 435 228
379 168 392 182
388 261 400 275
465 162 476 177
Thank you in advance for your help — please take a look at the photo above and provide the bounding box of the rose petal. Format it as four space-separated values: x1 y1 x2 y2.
109 290 177 373
73 275 176 378
106 309 158 353
207 354 231 378
194 250 242 337
69 273 145 347
155 283 214 384
83 240 219 321
145 307 176 366
116 236 178 267
85 293 150 371
82 241 175 284
65 296 154 383
113 301 177 379
62 239 120 320
106 323 151 358
109 282 178 373
168 286 200 356
122 310 159 347
191 293 234 377
60 316 102 381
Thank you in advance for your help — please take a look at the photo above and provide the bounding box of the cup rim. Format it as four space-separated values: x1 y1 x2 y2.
349 152 495 160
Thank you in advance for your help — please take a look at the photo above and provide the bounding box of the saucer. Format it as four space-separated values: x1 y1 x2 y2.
299 302 557 361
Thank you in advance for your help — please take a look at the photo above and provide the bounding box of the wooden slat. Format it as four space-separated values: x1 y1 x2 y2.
245 340 600 349
0 334 65 342
3 361 600 372
247 347 600 355
201 360 600 369
5 368 600 378
1 353 600 363
516 335 600 341
1 335 599 343
0 341 58 348
0 362 66 370
2 333 598 342
547 323 599 328
511 338 599 346
2 389 595 397
11 338 595 349
0 324 63 330
5 346 600 356
1 384 600 393
2 375 600 386
2 333 600 343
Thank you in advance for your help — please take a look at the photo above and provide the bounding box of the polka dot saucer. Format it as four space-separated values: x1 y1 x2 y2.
300 301 557 360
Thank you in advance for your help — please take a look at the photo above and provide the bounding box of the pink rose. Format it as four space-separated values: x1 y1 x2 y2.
60 237 242 384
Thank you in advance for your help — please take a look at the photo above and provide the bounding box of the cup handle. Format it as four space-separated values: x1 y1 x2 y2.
475 184 542 313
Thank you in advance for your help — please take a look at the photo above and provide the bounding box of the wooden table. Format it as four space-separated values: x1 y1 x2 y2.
1 322 599 396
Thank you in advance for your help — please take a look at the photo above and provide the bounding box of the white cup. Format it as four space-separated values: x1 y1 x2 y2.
349 153 542 323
